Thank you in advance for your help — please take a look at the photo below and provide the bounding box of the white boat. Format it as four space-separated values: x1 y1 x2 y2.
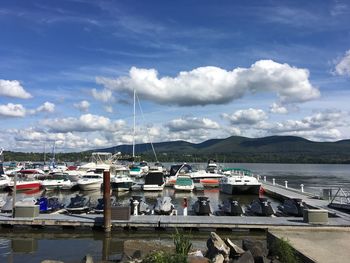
143 171 165 191
41 173 74 191
110 165 134 192
219 168 261 195
174 175 194 191
206 159 220 174
77 173 103 191
166 163 223 187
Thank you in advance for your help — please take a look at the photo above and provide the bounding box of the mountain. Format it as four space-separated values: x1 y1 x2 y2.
95 135 350 164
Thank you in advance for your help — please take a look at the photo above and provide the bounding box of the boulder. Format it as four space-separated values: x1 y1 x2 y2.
188 256 211 263
242 239 267 263
123 239 173 259
225 238 245 258
213 253 225 263
206 232 230 261
81 254 94 263
233 251 254 263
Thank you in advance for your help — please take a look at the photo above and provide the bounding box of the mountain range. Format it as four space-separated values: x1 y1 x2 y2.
97 135 350 164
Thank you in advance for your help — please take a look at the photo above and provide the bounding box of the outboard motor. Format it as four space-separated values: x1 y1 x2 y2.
278 198 305 217
193 196 211 216
249 198 274 216
221 199 244 216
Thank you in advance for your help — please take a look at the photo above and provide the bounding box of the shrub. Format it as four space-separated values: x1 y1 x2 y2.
173 229 193 256
270 237 300 263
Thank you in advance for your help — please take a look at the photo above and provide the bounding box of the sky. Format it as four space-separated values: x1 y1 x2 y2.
1 0 350 152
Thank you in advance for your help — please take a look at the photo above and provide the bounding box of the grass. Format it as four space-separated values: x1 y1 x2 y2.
270 237 300 263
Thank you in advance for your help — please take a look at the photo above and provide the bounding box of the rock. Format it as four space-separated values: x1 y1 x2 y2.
188 256 211 263
123 239 174 259
234 251 254 263
81 254 94 263
225 238 245 258
242 239 267 263
206 232 230 261
213 253 225 263
41 261 64 263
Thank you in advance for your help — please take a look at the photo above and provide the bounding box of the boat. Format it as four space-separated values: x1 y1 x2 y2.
92 196 118 213
246 198 274 216
219 168 261 195
41 173 74 191
277 198 305 217
36 197 64 213
110 166 134 192
7 178 42 191
192 196 212 216
130 196 151 215
143 171 165 191
153 196 175 215
66 194 91 214
166 163 223 187
174 175 194 192
218 199 244 216
77 172 103 191
206 159 220 174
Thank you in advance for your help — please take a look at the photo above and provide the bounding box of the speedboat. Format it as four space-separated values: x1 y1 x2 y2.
246 198 274 216
37 197 64 213
77 173 103 191
154 196 175 215
130 196 151 215
192 196 212 216
166 163 223 187
218 199 244 216
66 194 91 214
206 159 220 174
7 178 42 191
41 173 74 191
110 166 134 192
143 171 165 191
174 175 194 192
0 174 11 190
129 162 149 178
277 198 305 217
219 168 261 195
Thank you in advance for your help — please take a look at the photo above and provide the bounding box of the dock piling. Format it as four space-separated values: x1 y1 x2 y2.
272 178 275 185
264 176 266 182
284 181 288 189
103 171 111 233
301 184 304 192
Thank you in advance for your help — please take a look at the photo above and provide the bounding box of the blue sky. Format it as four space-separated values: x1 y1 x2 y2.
1 0 350 152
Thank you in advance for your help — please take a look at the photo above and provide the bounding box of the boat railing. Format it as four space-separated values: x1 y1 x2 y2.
329 188 350 205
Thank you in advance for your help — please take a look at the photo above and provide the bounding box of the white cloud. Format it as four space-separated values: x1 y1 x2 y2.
166 116 220 132
91 88 114 102
104 105 113 113
0 79 32 99
36 102 55 113
222 108 267 125
0 103 26 117
335 50 350 76
43 114 126 133
269 103 288 114
74 100 90 112
97 60 320 106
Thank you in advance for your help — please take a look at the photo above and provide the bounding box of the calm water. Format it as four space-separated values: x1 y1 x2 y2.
0 162 349 262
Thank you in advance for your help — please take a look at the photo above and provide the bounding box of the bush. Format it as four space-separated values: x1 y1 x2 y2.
173 229 193 256
270 237 300 263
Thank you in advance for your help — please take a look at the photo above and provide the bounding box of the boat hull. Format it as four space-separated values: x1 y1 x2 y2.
220 183 261 195
78 181 102 191
111 181 133 192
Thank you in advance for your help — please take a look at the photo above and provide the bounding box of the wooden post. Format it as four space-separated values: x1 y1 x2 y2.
103 170 111 232
102 232 111 261
12 173 17 218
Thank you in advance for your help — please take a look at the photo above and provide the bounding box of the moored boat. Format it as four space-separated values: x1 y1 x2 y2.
66 194 91 214
174 175 194 192
218 199 244 216
143 171 165 191
246 197 274 216
153 196 175 215
41 173 74 191
192 196 212 216
77 173 103 191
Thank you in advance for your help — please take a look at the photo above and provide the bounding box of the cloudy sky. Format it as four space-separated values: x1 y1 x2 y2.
1 0 350 152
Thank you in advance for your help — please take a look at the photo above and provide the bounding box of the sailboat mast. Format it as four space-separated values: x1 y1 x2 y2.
132 89 136 161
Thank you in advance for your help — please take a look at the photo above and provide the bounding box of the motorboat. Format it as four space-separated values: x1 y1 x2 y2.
143 171 165 191
219 168 261 195
148 162 165 172
41 173 74 191
192 196 212 216
36 197 64 213
92 196 118 213
0 174 11 190
153 196 175 215
277 198 305 217
174 175 194 192
130 196 151 215
218 199 244 216
110 166 134 192
77 173 103 191
166 163 223 187
66 194 91 213
206 159 220 174
129 162 149 178
7 178 42 191
246 198 275 216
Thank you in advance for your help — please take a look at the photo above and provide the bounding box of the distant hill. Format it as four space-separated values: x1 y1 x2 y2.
4 135 350 163
95 135 350 164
